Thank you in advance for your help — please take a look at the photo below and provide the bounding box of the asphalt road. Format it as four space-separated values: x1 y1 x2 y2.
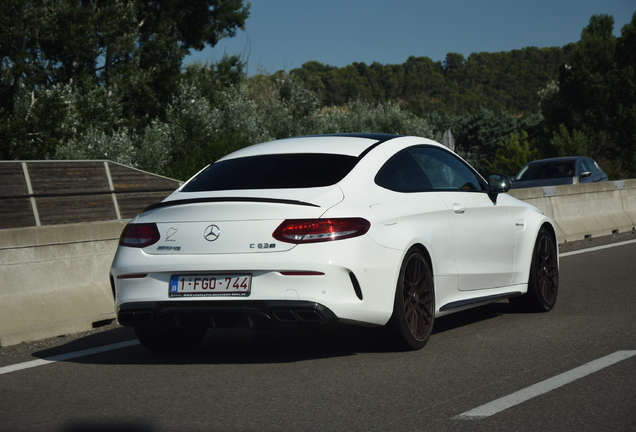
1 236 635 432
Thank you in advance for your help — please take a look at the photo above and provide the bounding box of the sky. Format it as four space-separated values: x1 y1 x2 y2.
185 0 635 74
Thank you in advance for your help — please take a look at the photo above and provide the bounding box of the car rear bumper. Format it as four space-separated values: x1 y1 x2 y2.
117 300 339 329
111 235 404 327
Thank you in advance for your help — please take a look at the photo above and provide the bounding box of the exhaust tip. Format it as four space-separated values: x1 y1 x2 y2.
270 309 324 323
118 310 154 325
135 311 154 324
271 310 298 322
295 310 323 322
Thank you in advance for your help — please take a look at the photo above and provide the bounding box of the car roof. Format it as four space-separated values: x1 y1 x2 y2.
526 156 589 164
217 134 442 161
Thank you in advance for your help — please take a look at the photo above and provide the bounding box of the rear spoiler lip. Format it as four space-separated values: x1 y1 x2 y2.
143 196 321 212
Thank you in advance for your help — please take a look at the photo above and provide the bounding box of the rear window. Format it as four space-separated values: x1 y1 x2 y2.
182 154 358 192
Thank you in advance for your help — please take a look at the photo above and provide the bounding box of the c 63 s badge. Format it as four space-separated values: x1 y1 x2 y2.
250 243 276 249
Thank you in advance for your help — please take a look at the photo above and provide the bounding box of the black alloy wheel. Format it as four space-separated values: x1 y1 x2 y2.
390 248 435 350
510 226 559 312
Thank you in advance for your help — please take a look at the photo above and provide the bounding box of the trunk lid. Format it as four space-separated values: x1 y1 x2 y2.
136 187 343 255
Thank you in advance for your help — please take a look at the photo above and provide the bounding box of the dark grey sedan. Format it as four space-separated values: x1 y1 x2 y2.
511 156 608 189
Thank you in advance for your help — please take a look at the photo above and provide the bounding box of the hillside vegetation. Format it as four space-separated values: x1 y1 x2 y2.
1 2 634 180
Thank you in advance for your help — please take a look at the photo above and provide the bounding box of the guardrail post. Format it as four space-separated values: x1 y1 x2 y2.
21 162 41 227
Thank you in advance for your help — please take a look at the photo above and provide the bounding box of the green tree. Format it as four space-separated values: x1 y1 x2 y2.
549 124 590 157
0 0 250 159
181 55 246 103
447 108 519 168
484 131 540 176
164 82 270 180
541 13 636 176
290 48 566 119
614 13 636 172
314 99 436 138
1 82 127 159
248 72 321 139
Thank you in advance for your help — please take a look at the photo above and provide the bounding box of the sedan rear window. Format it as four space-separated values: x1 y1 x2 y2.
182 154 359 191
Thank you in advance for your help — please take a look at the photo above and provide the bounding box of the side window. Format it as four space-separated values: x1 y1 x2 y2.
375 150 434 192
578 159 592 174
410 147 486 192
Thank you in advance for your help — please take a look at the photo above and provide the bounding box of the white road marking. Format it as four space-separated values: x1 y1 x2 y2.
560 239 636 257
0 340 139 376
456 350 636 419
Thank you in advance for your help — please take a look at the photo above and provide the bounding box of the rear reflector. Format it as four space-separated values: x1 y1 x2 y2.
273 218 370 244
279 271 325 276
117 274 148 279
119 223 160 248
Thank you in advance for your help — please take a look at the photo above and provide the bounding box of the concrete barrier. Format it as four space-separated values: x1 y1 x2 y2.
1 180 635 347
0 221 127 347
508 180 636 242
620 180 636 228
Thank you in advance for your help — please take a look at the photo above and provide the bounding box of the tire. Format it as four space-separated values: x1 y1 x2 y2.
510 227 559 312
134 327 207 352
389 248 435 350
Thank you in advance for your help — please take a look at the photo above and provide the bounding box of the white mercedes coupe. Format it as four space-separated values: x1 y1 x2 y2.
110 134 559 351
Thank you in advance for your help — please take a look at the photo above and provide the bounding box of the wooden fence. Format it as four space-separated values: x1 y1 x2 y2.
0 161 181 229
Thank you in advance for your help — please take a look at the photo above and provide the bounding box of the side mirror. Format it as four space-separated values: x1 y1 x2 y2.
579 171 591 179
487 173 511 202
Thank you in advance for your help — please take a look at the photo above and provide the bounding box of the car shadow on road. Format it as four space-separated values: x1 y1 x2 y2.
31 302 513 366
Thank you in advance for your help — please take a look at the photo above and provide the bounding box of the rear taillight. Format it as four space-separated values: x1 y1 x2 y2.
273 218 370 244
119 223 160 248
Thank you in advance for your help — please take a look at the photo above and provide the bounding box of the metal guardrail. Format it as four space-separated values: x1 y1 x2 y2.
0 161 181 229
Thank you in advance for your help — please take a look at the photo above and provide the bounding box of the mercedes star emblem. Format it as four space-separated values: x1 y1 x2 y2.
203 224 221 242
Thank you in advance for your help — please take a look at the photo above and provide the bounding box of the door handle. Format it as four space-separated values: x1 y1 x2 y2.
453 203 466 214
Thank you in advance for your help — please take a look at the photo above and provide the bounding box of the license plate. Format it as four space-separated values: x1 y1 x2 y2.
169 274 251 297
